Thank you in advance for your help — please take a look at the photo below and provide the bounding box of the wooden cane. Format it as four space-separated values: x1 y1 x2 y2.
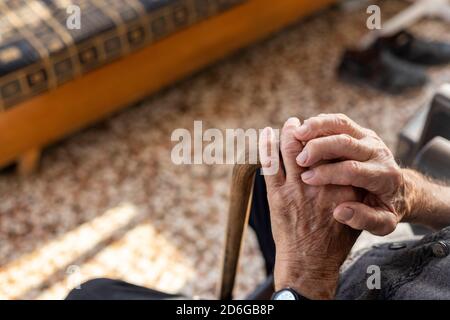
217 148 261 300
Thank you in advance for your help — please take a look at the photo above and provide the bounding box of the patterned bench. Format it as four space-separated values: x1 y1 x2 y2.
0 0 242 109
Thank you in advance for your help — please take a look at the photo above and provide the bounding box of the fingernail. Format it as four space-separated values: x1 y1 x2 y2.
286 117 300 126
295 125 309 136
338 207 354 221
301 170 314 180
296 150 308 165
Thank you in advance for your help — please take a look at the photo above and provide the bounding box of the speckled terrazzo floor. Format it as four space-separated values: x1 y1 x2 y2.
1 0 450 300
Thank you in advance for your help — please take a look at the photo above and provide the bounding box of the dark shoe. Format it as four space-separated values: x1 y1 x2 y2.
378 31 450 66
338 44 428 94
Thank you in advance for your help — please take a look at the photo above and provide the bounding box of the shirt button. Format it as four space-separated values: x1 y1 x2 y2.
389 242 407 250
431 241 450 258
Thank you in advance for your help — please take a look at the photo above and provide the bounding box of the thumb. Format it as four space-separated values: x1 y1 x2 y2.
333 202 398 236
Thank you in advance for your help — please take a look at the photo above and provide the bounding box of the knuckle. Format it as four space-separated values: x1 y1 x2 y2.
386 165 402 187
281 139 300 155
272 189 285 203
339 133 354 147
376 146 393 159
270 187 287 203
335 114 361 136
376 143 394 159
336 113 350 121
335 113 352 126
346 160 361 174
360 137 376 159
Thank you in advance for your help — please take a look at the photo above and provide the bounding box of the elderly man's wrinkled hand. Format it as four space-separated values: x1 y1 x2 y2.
259 117 361 300
294 113 407 236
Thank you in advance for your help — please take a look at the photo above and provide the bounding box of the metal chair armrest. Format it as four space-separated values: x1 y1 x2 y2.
413 136 450 181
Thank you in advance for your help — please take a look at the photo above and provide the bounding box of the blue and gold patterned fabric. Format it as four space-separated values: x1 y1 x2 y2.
0 0 243 110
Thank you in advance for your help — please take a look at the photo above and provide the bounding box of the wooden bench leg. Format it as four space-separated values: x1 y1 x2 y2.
17 147 41 175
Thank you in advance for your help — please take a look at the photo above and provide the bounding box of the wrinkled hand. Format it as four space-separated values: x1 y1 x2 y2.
259 117 361 300
294 113 406 236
